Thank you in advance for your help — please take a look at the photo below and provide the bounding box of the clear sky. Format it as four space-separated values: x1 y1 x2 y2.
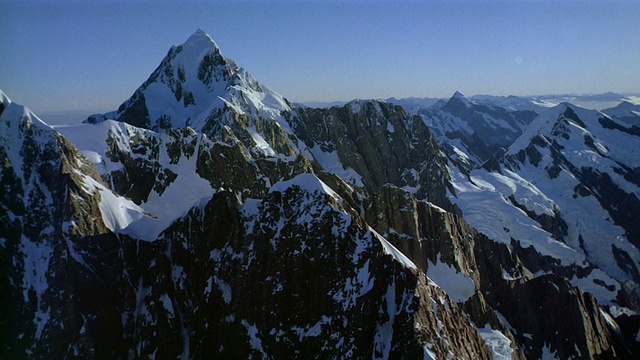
1 0 639 114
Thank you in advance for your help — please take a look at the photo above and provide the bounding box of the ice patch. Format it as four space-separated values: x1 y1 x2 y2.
427 256 476 303
159 294 175 318
569 269 619 306
270 173 339 199
309 145 364 187
248 126 276 156
241 320 267 356
540 344 558 359
333 259 375 310
477 325 513 360
386 122 395 133
423 345 436 360
371 228 417 270
292 316 330 341
373 279 396 359
81 150 102 164
33 307 51 340
20 236 53 302
599 308 620 333
214 276 232 304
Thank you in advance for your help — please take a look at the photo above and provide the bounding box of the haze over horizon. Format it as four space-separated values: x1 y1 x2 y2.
1 0 638 115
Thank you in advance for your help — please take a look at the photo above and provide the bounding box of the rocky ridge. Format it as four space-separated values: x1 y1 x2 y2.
417 92 537 170
2 30 638 359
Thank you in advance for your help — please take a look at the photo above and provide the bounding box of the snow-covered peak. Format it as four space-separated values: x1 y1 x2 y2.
452 91 466 99
506 101 630 162
0 89 11 108
173 29 230 74
507 103 578 155
101 29 296 154
470 94 543 112
444 91 474 109
0 92 52 133
184 28 219 51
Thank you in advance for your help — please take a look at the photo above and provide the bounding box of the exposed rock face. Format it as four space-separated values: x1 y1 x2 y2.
154 177 491 359
0 94 134 357
0 91 491 358
0 121 492 358
286 100 454 210
473 235 624 359
2 30 639 359
425 95 640 354
360 182 629 358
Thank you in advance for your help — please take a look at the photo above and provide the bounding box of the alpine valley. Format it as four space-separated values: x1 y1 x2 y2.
2 30 639 359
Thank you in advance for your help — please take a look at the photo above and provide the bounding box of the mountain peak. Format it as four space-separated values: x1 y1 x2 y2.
183 28 219 52
176 29 227 68
0 91 51 131
443 91 474 110
452 90 466 99
0 89 10 109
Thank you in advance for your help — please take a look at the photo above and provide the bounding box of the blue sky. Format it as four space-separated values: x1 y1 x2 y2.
1 0 638 114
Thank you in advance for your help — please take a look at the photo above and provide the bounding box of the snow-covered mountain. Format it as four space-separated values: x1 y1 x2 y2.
602 101 640 126
388 92 640 115
384 96 443 113
446 103 640 346
503 104 640 289
417 91 537 169
2 30 638 359
469 94 546 112
526 92 639 111
87 29 296 158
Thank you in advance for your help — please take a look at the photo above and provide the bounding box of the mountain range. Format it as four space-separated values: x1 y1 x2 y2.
301 93 640 114
2 29 639 359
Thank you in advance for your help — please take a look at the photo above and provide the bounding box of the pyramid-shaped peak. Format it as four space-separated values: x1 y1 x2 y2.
450 91 472 103
182 29 220 52
444 91 474 109
193 28 210 37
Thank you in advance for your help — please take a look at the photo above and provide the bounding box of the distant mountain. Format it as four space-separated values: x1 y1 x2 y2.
469 94 546 112
384 97 442 113
504 104 640 278
448 102 640 294
2 30 638 359
523 92 638 111
385 92 639 114
602 101 640 126
417 91 537 168
296 100 348 109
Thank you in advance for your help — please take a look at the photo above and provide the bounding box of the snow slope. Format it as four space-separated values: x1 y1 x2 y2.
58 120 215 241
449 103 640 308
